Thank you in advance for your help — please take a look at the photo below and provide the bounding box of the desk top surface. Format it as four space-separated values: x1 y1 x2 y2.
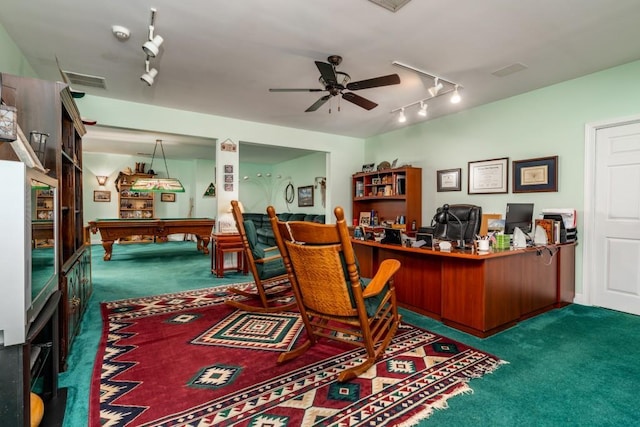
351 238 574 260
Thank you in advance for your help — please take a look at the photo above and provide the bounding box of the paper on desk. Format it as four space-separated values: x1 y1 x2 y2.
541 208 577 228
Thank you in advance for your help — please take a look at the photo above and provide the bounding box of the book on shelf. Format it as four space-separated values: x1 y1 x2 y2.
395 174 406 195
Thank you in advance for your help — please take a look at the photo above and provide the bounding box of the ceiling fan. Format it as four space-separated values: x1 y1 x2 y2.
269 55 401 112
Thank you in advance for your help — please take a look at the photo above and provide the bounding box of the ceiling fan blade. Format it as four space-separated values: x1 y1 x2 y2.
269 88 325 92
342 92 378 110
305 95 332 112
315 61 337 85
346 74 401 91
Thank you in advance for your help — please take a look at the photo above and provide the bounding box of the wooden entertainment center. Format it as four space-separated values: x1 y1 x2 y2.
353 240 575 337
1 73 91 425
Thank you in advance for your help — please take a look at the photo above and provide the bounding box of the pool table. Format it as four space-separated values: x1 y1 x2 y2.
88 218 215 260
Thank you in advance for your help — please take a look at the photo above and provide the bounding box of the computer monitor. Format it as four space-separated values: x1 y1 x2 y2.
504 203 534 234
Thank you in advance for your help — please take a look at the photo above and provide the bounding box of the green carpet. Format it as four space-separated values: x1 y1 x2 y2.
59 241 640 426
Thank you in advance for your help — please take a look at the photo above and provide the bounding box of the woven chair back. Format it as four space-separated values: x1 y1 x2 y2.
284 241 356 316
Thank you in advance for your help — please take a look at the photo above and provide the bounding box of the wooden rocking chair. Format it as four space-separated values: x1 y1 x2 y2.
268 205 401 382
225 200 297 312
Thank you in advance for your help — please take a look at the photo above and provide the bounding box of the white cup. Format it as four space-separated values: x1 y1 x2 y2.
476 239 490 251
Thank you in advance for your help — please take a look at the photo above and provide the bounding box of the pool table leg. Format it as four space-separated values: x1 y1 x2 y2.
102 241 114 261
198 235 211 255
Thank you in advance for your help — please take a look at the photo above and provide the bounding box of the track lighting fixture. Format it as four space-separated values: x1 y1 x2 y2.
418 101 428 117
389 61 463 123
141 60 158 86
450 85 461 104
140 8 163 86
398 108 407 123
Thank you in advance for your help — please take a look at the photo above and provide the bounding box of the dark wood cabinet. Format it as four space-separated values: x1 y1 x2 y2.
352 167 422 229
2 74 92 369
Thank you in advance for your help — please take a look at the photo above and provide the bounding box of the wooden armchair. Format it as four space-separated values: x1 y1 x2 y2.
268 205 401 382
225 200 297 312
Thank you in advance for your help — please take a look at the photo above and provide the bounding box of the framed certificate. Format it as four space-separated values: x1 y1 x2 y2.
468 157 509 194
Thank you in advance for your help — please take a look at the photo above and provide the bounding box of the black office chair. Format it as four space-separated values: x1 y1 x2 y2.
429 204 482 245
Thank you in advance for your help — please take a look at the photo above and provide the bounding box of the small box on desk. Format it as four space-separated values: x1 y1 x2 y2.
494 234 510 249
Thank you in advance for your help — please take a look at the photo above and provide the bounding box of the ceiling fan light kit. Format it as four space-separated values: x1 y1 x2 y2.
390 60 462 124
269 55 401 113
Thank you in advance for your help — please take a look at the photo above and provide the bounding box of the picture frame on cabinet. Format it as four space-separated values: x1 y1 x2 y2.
512 156 558 193
362 163 375 173
437 168 461 192
161 193 176 202
468 157 509 194
93 190 111 202
359 211 372 226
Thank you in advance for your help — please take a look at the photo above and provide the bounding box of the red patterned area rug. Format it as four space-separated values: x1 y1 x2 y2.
90 282 506 426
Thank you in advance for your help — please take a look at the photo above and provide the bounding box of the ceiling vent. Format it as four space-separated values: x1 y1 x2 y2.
64 71 107 89
368 0 412 12
492 63 528 78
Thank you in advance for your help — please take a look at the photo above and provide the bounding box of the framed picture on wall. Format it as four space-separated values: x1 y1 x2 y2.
297 185 314 207
93 190 111 202
436 168 462 192
468 157 509 194
512 156 558 193
161 193 176 202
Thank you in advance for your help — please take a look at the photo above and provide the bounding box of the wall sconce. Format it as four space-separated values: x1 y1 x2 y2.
96 175 108 186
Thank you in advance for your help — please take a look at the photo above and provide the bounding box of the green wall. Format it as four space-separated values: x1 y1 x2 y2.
365 59 640 296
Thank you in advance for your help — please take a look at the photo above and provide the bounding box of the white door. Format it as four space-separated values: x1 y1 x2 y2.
593 122 640 315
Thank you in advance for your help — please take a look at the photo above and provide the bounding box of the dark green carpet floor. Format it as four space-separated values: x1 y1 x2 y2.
59 242 640 426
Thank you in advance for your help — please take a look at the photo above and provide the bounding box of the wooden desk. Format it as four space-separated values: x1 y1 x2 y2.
211 233 248 277
89 218 215 260
352 240 576 338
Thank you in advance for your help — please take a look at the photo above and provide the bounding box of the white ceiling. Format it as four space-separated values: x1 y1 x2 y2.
2 1 640 161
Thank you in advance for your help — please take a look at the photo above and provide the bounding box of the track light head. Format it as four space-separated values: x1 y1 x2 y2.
450 85 461 104
428 77 443 97
141 67 158 86
418 101 428 117
143 34 164 57
398 108 407 123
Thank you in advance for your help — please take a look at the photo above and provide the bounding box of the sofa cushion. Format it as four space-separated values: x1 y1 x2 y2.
242 212 325 247
288 213 306 221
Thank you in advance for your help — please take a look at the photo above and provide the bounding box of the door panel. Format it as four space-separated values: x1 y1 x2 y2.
594 122 640 315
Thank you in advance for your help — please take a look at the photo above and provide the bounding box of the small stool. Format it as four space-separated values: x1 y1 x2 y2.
211 233 248 278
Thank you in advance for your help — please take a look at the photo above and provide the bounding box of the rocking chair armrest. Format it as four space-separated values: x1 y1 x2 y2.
255 254 282 264
362 258 401 298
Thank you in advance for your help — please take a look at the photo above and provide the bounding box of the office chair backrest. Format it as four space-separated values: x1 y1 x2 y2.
432 204 482 242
